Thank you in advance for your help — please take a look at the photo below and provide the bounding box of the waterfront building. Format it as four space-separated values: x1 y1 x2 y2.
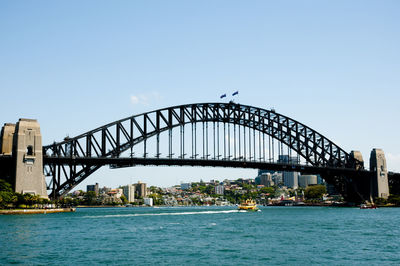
87 183 99 196
122 184 135 203
298 175 318 188
135 181 147 198
100 193 122 205
143 198 153 206
278 155 299 189
108 188 123 198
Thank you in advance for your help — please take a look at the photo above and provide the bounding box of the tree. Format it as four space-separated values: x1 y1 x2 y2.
23 193 37 207
0 179 16 208
84 191 98 205
149 193 163 205
205 185 214 195
198 185 207 194
242 183 254 191
120 195 128 204
149 186 158 193
388 195 400 206
260 187 275 196
0 179 13 192
305 185 327 200
0 191 17 208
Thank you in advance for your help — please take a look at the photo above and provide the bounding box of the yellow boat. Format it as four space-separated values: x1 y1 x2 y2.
238 199 259 211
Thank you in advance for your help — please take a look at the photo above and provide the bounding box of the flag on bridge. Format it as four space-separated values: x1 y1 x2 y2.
232 91 239 96
220 94 227 99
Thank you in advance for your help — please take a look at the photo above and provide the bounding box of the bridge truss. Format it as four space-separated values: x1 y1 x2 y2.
43 102 363 199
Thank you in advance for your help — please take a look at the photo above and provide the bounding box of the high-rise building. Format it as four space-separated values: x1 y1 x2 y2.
258 169 275 176
135 181 147 198
278 155 299 189
271 172 283 185
87 183 99 196
122 184 135 203
259 173 274 187
298 175 318 188
215 184 225 195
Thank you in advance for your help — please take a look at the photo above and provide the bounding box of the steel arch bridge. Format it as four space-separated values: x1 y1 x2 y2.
43 102 366 199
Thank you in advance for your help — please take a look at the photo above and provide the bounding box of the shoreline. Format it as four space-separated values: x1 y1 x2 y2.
0 208 76 215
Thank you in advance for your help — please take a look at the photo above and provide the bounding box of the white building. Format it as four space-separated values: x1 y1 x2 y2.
144 198 153 206
215 184 225 195
278 155 299 189
122 184 135 203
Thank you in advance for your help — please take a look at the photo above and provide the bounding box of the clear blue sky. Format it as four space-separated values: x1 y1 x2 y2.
1 1 399 190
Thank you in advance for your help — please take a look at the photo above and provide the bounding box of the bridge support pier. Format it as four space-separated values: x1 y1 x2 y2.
323 151 375 204
0 123 16 155
370 149 389 199
0 123 16 183
0 119 48 198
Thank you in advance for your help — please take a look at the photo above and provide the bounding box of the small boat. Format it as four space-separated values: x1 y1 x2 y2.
360 204 377 209
238 199 259 211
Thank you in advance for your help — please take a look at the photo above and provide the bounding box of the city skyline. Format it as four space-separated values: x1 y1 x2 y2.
1 1 399 190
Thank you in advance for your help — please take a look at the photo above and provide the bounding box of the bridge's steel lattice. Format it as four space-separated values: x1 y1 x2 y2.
43 102 362 199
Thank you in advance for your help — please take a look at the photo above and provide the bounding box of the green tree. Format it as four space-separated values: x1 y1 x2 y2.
242 183 254 191
388 195 400 206
0 191 17 208
305 185 327 200
260 187 275 196
149 186 160 193
23 193 36 208
84 191 98 205
148 193 163 205
205 185 214 195
16 193 25 207
198 185 207 194
0 179 16 208
120 195 128 204
0 179 13 192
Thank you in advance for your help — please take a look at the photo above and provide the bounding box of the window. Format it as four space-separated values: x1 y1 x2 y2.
27 145 33 156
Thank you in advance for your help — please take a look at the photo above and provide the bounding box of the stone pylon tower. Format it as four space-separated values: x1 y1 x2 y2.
0 123 16 155
370 149 389 199
13 119 48 198
350 150 364 169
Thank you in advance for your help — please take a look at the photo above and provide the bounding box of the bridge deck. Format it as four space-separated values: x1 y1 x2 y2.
43 156 370 177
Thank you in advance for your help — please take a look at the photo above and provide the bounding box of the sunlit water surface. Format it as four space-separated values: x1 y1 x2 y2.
1 206 400 265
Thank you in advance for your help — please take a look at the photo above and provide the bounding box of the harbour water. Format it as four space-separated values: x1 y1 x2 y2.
1 206 400 265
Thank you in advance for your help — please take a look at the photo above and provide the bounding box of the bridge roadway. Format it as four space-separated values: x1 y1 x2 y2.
2 152 400 199
43 155 371 178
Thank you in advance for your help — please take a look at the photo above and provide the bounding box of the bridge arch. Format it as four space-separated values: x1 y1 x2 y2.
43 102 362 198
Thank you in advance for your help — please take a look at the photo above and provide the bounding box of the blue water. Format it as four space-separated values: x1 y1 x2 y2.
1 206 400 265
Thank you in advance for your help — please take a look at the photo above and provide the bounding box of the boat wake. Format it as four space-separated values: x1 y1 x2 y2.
83 209 240 218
